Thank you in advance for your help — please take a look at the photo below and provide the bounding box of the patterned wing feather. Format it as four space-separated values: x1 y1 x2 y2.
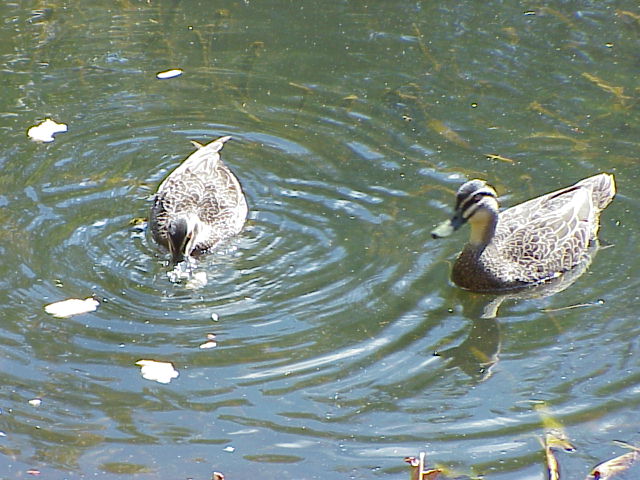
492 185 594 283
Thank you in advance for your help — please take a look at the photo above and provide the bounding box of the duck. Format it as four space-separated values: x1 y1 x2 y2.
149 136 248 265
431 173 615 293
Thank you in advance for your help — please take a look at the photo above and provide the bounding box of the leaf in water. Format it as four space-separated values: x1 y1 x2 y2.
535 7 577 29
100 462 153 474
535 403 576 452
581 73 630 103
544 443 561 480
44 297 99 318
405 452 426 480
485 154 515 164
528 101 577 130
27 118 68 143
404 452 446 480
426 119 469 149
156 68 183 79
288 82 314 94
242 454 302 463
527 131 589 151
135 360 179 384
616 9 640 24
412 24 441 72
199 333 218 348
612 440 640 453
546 431 576 453
586 451 639 480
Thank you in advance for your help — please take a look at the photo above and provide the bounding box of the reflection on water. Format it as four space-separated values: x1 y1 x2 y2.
436 318 501 380
0 1 639 479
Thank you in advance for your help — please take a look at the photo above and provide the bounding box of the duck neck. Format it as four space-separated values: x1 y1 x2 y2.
467 209 498 255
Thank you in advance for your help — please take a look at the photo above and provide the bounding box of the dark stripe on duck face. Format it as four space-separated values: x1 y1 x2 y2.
455 180 493 207
457 188 498 220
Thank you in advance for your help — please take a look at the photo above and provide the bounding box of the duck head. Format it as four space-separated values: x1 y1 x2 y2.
432 179 500 246
167 215 200 264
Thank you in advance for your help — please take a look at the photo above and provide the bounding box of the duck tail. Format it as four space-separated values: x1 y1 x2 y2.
577 173 616 212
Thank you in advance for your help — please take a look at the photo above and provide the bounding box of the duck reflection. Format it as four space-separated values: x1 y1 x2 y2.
435 317 500 380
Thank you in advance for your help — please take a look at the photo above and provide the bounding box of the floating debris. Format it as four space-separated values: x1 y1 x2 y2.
129 217 146 227
404 452 444 480
485 153 516 164
426 118 469 148
27 118 68 143
542 299 604 312
156 68 183 79
44 297 99 318
536 403 576 452
28 398 42 407
581 72 630 103
135 360 179 384
199 334 217 349
542 439 561 480
586 450 639 479
223 445 235 453
211 312 220 322
616 9 640 24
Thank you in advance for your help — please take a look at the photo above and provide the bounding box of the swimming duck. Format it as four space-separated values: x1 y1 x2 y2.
150 136 248 265
431 173 615 293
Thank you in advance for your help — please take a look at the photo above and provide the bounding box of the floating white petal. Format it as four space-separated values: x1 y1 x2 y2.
44 297 99 318
156 69 183 79
136 360 179 384
27 118 68 142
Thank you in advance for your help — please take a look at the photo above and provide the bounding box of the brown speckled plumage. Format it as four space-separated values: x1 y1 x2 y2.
432 173 615 293
150 136 247 263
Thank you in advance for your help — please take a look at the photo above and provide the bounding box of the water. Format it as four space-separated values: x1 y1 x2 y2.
0 1 639 479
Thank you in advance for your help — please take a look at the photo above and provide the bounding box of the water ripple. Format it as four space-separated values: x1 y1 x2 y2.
0 2 638 478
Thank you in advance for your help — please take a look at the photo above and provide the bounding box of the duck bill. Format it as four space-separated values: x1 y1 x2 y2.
431 213 466 238
168 241 186 265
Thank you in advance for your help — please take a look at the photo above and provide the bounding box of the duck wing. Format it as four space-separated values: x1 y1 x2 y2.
493 183 595 283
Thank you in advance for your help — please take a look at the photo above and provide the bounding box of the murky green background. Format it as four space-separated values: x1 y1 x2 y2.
1 1 639 479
